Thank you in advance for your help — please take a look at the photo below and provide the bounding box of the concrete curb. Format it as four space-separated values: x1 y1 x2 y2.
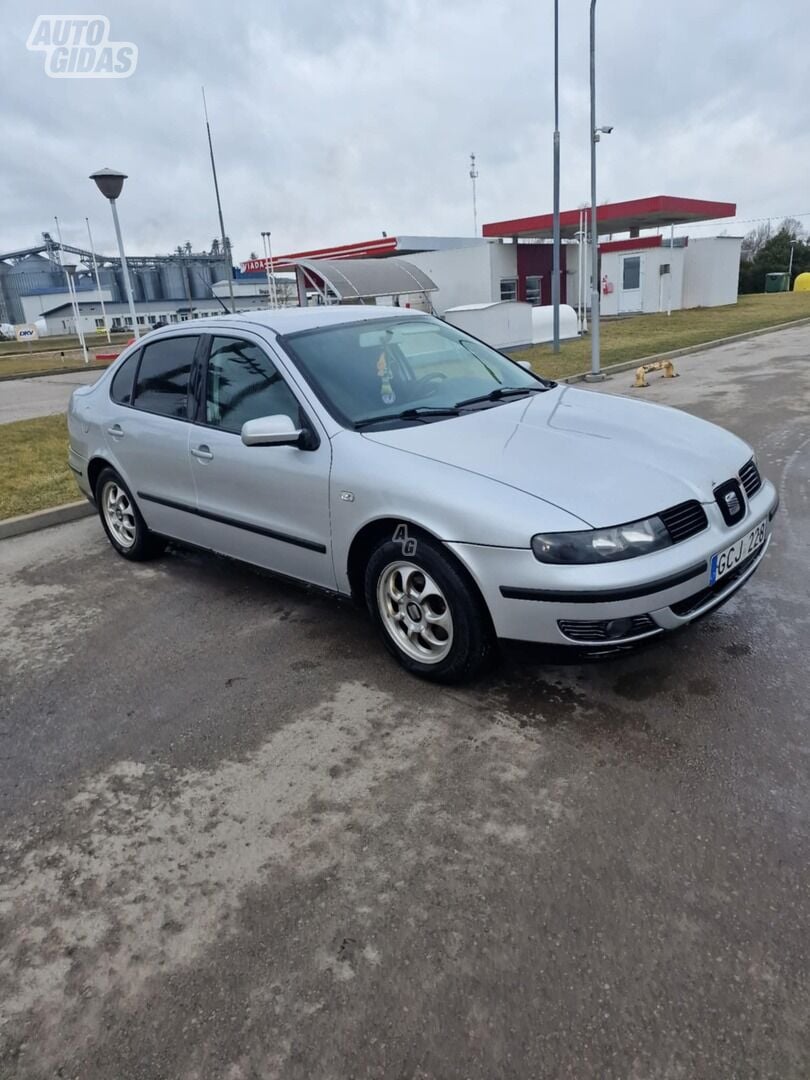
0 500 95 541
562 316 810 385
0 364 109 383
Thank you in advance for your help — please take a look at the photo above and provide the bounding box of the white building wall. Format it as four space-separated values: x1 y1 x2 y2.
404 242 516 314
599 246 685 315
21 288 114 323
682 237 742 308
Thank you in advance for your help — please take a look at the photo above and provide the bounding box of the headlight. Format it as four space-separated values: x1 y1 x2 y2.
531 516 671 564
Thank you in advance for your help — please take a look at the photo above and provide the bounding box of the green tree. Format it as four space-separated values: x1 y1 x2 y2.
739 218 810 293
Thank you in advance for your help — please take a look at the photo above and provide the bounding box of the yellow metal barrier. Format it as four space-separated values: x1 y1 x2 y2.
633 360 677 389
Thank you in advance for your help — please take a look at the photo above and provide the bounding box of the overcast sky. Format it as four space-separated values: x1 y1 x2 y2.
2 0 807 264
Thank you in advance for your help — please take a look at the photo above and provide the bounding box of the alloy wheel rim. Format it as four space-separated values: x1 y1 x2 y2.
377 560 453 664
102 481 137 549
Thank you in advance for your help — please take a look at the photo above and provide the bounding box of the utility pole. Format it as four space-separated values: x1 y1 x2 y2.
551 0 561 353
469 153 479 235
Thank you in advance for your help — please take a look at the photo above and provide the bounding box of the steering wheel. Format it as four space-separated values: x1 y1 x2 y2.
412 372 448 398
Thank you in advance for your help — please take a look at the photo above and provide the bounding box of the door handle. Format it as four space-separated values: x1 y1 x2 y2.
107 424 124 439
190 444 214 461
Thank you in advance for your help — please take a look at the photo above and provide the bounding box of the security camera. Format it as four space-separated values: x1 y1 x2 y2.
598 125 614 134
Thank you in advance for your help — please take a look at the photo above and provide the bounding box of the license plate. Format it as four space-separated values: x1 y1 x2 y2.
709 518 767 585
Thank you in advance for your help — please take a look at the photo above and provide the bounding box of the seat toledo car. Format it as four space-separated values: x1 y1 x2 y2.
68 307 777 682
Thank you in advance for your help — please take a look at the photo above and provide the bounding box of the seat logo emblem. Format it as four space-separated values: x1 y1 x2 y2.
723 490 741 516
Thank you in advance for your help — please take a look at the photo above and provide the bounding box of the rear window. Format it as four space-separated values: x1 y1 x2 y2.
110 350 140 405
133 336 198 419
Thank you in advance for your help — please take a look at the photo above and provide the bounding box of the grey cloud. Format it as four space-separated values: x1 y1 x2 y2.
1 0 808 264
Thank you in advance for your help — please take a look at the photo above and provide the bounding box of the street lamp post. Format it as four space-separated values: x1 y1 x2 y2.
551 0 561 353
63 263 90 364
89 168 139 340
787 238 798 291
53 216 89 364
587 0 601 380
586 0 613 382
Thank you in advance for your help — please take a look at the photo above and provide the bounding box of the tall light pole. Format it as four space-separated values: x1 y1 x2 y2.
469 153 479 235
54 216 89 363
551 0 561 353
787 238 798 290
89 168 139 340
586 0 612 382
86 217 111 343
261 231 278 308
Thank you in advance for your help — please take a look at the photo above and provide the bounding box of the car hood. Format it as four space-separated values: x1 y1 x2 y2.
361 385 751 528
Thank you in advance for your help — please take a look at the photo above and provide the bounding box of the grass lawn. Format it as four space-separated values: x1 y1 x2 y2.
0 333 130 355
0 351 111 379
510 292 810 381
0 414 78 521
0 333 128 379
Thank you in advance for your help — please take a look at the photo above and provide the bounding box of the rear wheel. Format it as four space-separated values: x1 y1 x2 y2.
365 534 495 683
96 467 166 561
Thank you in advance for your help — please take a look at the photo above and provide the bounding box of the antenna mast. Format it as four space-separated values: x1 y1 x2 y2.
202 87 236 313
469 153 479 236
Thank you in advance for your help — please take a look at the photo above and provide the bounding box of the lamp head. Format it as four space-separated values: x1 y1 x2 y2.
90 168 127 200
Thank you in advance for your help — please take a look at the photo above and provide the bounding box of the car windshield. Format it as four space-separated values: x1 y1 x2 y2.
282 315 549 428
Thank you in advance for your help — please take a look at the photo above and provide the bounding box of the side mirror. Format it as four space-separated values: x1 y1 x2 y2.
516 360 533 371
241 414 303 447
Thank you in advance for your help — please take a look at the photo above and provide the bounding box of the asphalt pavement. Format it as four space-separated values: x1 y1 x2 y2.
0 369 101 425
0 325 808 1079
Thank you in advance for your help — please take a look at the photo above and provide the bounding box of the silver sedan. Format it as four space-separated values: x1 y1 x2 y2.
68 307 778 682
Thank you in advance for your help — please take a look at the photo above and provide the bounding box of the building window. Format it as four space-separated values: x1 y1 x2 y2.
525 276 542 305
95 318 105 328
500 278 518 301
137 316 146 325
622 256 641 290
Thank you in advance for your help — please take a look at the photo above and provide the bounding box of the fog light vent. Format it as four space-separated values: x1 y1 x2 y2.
558 614 657 643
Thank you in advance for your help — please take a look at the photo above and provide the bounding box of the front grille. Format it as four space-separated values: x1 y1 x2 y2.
658 500 708 543
558 614 657 643
670 548 761 618
739 458 762 499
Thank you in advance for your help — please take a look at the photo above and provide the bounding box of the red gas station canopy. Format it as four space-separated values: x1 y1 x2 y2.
482 195 737 240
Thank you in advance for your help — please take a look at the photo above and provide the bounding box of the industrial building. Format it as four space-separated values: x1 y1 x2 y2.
0 234 233 334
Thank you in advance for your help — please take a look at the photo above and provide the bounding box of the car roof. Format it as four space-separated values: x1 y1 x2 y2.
150 305 430 337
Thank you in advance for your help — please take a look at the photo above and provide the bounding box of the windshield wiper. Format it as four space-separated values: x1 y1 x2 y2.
354 405 460 429
453 385 550 409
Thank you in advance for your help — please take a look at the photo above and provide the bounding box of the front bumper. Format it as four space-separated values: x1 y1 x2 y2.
447 480 778 646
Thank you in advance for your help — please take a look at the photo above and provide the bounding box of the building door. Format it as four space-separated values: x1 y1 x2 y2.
619 255 643 313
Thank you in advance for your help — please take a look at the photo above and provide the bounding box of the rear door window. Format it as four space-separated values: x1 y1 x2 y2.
133 336 199 419
110 349 140 405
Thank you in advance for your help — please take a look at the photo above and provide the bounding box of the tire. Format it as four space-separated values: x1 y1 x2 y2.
364 532 496 683
95 467 166 561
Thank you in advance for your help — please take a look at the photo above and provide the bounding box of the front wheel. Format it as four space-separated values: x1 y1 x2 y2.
96 467 166 561
364 534 495 683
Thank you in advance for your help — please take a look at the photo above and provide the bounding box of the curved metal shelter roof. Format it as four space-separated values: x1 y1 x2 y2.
294 257 437 300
